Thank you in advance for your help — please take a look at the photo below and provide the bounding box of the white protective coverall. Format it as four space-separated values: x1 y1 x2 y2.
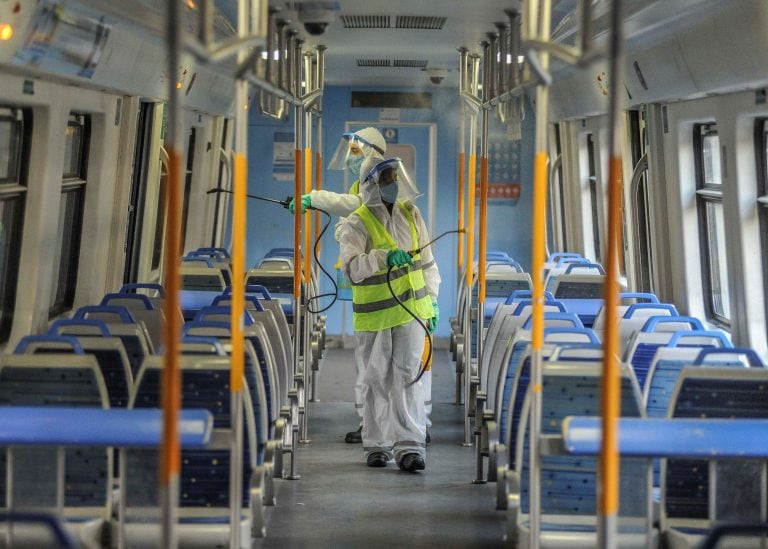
338 164 440 462
309 192 435 431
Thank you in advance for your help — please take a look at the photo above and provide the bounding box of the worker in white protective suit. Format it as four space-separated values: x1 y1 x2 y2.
289 127 386 444
338 156 440 472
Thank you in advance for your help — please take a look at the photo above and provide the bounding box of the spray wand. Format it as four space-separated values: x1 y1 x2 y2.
206 188 339 313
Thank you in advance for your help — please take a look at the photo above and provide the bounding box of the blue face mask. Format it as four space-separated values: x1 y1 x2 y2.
379 182 398 203
346 154 364 178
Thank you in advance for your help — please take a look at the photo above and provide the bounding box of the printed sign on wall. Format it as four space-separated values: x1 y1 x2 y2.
273 131 294 181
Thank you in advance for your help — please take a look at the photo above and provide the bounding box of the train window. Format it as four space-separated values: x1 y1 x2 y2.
629 110 654 293
586 134 602 264
180 127 196 253
552 124 567 250
211 118 229 247
151 160 167 271
694 123 730 326
757 119 768 341
0 107 29 342
49 113 90 318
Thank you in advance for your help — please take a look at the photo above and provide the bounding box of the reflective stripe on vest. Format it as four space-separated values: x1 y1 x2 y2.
351 203 434 331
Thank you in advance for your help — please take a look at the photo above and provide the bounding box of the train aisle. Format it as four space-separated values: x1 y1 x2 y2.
254 347 506 548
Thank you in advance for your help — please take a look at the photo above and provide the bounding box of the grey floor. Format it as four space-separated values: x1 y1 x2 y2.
254 347 507 548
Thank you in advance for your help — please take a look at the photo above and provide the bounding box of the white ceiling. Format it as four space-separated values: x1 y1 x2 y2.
210 0 726 89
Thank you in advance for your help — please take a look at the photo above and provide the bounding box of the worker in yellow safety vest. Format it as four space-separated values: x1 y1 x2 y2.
337 157 440 472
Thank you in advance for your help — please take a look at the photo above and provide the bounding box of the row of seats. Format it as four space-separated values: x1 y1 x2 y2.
456 251 768 546
0 246 320 546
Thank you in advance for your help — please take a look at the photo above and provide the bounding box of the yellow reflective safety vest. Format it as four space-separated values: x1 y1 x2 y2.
349 179 360 195
350 202 434 331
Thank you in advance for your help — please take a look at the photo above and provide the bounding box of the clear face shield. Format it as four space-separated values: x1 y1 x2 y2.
362 158 421 204
327 132 383 177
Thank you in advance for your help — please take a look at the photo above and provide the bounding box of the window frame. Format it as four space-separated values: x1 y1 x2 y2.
756 118 768 342
0 107 31 342
693 122 730 327
49 112 90 318
586 133 602 264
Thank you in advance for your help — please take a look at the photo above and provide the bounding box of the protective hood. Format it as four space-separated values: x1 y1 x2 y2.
328 127 387 174
359 157 421 207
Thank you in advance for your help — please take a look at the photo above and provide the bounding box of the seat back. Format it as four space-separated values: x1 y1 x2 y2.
0 355 110 513
126 356 258 517
663 368 768 530
517 362 647 522
18 334 133 408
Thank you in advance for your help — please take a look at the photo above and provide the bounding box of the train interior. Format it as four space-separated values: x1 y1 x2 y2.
0 0 766 547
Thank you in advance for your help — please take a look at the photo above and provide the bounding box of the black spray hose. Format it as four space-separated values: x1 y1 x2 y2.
305 208 338 314
385 228 466 386
206 187 339 313
386 264 433 387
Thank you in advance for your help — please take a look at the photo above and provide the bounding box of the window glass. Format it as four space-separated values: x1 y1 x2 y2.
0 116 21 183
0 196 24 340
63 120 84 179
757 119 768 342
50 113 89 318
705 201 730 319
152 162 167 271
695 123 730 326
587 133 602 264
0 107 29 341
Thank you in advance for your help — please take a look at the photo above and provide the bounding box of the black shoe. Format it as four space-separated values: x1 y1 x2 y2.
426 430 431 444
345 426 362 443
398 453 426 473
367 452 388 468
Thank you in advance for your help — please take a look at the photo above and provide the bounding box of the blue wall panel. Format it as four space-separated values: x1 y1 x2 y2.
242 87 534 337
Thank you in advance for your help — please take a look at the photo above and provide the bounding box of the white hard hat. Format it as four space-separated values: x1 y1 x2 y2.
327 127 387 173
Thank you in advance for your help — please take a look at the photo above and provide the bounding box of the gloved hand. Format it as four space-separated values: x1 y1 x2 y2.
386 249 414 268
288 194 312 213
427 298 439 334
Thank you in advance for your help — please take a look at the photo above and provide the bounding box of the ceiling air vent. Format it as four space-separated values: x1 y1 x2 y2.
341 15 391 29
395 16 446 30
357 59 391 67
392 59 429 68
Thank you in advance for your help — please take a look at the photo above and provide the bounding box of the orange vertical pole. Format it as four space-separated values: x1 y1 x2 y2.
599 1 625 546
478 156 489 304
600 155 622 527
160 1 182 544
230 153 247 394
304 147 312 283
160 148 182 488
315 150 322 254
458 154 466 275
293 149 302 300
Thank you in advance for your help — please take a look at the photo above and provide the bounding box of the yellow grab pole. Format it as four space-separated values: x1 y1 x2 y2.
530 151 548 350
466 153 477 316
529 2 552 547
599 1 625 547
315 150 322 254
457 108 466 276
462 111 477 447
